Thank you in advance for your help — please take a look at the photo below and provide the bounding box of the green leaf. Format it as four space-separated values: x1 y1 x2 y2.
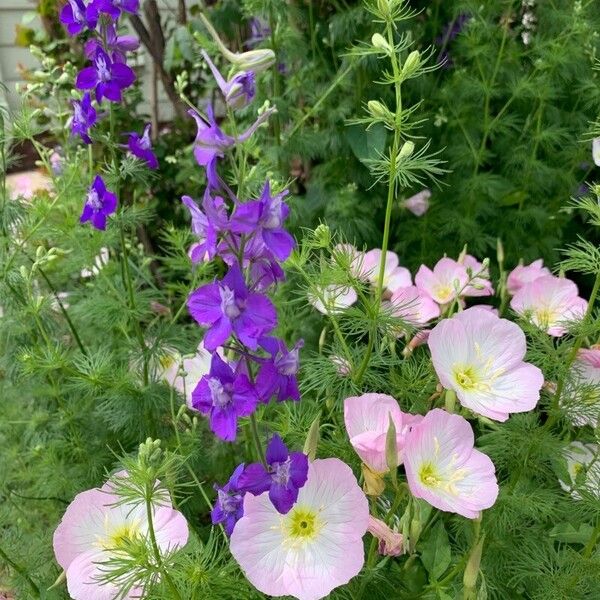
420 520 451 581
175 26 195 63
345 123 387 164
549 522 594 544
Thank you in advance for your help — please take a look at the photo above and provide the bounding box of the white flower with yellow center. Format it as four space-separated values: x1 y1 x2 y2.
230 458 369 600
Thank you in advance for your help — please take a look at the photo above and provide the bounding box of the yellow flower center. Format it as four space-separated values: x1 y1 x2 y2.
419 462 441 487
287 508 319 539
434 284 453 302
99 522 141 550
455 365 478 390
535 307 555 327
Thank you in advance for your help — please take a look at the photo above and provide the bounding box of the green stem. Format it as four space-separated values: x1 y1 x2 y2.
0 544 41 598
145 490 183 600
355 21 402 385
583 519 600 559
249 413 266 466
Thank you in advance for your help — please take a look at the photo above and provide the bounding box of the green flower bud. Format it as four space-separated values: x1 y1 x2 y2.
496 238 505 265
397 140 415 162
367 100 389 120
463 535 485 592
371 33 391 53
313 223 331 248
402 50 420 78
303 414 321 461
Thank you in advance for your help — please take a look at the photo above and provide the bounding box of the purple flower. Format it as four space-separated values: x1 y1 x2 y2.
84 23 139 63
189 105 277 188
256 337 302 403
76 48 136 103
80 175 118 230
211 464 245 535
248 254 286 291
127 124 158 169
245 17 271 49
182 191 228 263
95 0 139 19
238 435 309 514
187 264 277 351
59 0 98 36
230 181 295 261
71 92 97 144
191 353 258 441
202 51 256 110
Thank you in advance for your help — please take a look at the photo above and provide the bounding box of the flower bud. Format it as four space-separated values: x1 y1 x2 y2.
227 49 276 73
362 463 385 496
385 415 398 480
303 414 321 461
377 0 391 17
397 140 415 162
371 33 391 53
402 50 420 78
463 535 485 592
313 223 331 248
496 238 505 265
367 100 388 120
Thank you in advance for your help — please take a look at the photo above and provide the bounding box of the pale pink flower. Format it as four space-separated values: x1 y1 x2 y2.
402 189 431 217
343 393 422 473
415 257 469 305
330 354 352 376
309 284 357 314
510 276 588 336
390 285 440 326
506 259 551 295
402 329 431 356
562 348 600 428
333 243 367 279
428 306 543 421
593 137 600 167
6 170 52 201
362 249 412 295
161 340 219 408
53 471 189 600
559 442 600 500
404 409 499 519
230 457 369 600
367 516 404 556
459 254 493 297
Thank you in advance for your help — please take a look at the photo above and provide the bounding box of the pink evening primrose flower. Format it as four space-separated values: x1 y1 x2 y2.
506 259 551 295
343 393 423 473
402 189 431 217
510 275 588 336
562 348 600 428
415 257 469 306
559 442 600 501
428 306 544 421
404 409 499 519
53 471 189 600
230 457 369 600
361 249 412 296
308 284 357 314
389 285 440 326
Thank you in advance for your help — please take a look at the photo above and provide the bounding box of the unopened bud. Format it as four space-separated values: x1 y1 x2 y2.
402 50 420 78
397 141 415 161
362 463 385 496
303 413 321 461
227 49 275 73
377 0 391 17
371 33 391 53
496 238 504 265
313 223 331 248
367 100 388 120
463 534 485 591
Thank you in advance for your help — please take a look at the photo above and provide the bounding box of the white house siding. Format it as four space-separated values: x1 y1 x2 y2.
0 0 177 120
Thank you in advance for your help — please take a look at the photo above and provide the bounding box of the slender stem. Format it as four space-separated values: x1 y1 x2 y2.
0 544 41 598
249 412 266 466
355 21 402 385
583 519 600 559
269 9 281 147
145 490 183 600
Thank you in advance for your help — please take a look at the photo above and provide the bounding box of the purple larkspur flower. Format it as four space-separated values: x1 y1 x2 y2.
127 124 158 169
436 13 470 68
238 435 309 514
248 253 286 291
211 463 245 535
60 0 98 36
80 175 117 230
187 264 277 351
189 105 276 188
84 23 139 63
256 337 303 403
95 0 139 19
191 353 258 441
230 181 295 261
245 17 271 49
182 190 229 263
76 47 136 103
202 50 256 110
71 92 97 144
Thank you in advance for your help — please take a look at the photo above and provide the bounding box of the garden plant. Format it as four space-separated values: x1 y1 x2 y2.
1 0 600 599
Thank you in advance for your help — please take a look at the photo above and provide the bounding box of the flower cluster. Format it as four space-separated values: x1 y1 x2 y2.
60 0 158 231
